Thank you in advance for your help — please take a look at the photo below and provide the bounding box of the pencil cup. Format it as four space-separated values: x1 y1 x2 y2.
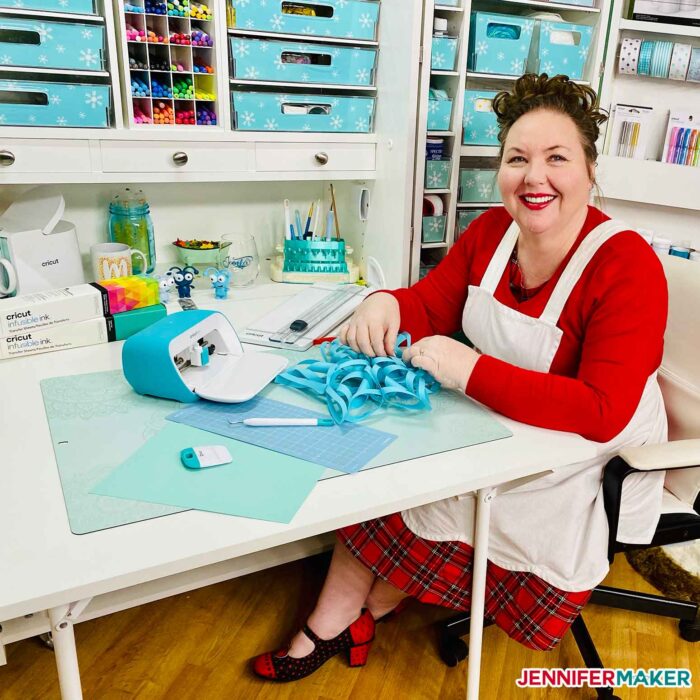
283 239 348 274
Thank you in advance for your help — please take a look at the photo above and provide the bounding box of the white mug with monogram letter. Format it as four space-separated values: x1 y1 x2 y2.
90 242 147 282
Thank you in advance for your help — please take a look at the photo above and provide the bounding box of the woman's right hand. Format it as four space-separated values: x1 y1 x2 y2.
339 292 401 357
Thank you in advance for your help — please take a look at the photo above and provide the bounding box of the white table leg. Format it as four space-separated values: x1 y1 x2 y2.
48 606 83 700
0 623 7 666
466 486 495 700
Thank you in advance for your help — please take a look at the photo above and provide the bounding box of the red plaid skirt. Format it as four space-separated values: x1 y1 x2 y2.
336 512 592 651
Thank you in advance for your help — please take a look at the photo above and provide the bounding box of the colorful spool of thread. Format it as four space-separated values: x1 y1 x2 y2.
153 101 175 124
196 106 216 126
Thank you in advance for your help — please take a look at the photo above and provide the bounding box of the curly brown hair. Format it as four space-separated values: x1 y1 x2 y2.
491 73 608 169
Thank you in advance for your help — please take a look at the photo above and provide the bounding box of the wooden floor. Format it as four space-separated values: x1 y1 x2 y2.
1 554 697 700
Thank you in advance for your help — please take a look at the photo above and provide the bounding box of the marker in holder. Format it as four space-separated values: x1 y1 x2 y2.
282 238 348 274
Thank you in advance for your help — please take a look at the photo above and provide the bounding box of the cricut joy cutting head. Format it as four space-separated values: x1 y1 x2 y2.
122 310 288 403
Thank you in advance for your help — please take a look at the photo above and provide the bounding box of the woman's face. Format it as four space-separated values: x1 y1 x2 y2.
497 108 593 238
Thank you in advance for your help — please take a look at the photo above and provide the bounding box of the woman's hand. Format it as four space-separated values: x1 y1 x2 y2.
402 336 481 392
338 292 401 357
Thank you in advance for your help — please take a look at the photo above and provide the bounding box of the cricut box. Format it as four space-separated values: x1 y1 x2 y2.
631 0 700 29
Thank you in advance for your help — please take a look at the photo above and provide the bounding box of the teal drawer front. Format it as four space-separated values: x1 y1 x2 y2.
232 91 374 132
229 0 380 41
459 169 501 203
0 79 110 127
431 36 458 71
231 38 377 86
427 97 452 131
0 0 96 14
457 209 488 237
0 15 105 71
425 159 451 189
422 215 447 243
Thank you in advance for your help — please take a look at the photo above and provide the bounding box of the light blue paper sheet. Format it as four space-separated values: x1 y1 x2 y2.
90 422 324 523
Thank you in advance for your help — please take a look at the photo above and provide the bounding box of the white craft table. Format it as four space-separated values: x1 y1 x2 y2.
0 280 599 699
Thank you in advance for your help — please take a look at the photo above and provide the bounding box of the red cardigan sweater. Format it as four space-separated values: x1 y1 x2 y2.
390 206 667 442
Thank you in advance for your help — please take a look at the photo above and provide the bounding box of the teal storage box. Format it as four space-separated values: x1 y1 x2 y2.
422 215 447 244
0 0 96 13
0 15 105 71
436 0 460 5
283 238 348 273
0 79 110 127
232 91 374 132
431 36 458 71
457 208 488 236
425 158 451 189
427 96 453 131
230 38 377 86
468 11 535 76
531 21 592 81
229 0 380 42
459 169 501 203
462 89 499 145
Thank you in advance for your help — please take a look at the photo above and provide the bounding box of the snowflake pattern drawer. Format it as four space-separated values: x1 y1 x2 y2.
232 90 374 132
0 15 105 71
531 21 592 81
462 89 498 146
427 96 452 131
230 37 377 86
0 0 97 14
459 168 501 203
468 11 535 76
422 215 447 244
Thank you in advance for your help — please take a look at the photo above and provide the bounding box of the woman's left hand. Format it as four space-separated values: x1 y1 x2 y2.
402 336 481 392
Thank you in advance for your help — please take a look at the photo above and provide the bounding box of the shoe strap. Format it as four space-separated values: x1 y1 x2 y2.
302 624 323 646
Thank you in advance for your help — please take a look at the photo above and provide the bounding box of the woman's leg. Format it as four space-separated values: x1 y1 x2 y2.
287 541 376 657
364 576 409 620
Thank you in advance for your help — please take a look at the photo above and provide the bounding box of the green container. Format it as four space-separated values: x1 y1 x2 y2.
457 208 488 236
458 169 501 203
425 159 452 190
283 238 348 274
174 245 225 270
422 215 447 243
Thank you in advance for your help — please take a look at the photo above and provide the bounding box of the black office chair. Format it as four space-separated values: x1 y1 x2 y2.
437 256 700 700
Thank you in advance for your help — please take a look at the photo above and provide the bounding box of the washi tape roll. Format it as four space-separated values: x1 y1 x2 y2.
618 37 641 75
423 194 444 216
687 47 700 83
651 41 673 78
669 43 692 80
638 40 654 76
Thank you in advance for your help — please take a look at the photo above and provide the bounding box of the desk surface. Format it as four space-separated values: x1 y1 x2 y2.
0 282 598 621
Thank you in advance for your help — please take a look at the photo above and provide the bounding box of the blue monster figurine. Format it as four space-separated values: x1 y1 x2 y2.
156 273 175 304
168 265 198 299
205 267 231 300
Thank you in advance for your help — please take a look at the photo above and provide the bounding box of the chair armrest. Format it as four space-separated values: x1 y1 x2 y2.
618 439 700 471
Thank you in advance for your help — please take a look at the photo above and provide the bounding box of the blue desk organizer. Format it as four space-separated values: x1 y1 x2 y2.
283 238 348 274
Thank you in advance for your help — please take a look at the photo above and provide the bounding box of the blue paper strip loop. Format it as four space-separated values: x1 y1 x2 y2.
274 333 441 424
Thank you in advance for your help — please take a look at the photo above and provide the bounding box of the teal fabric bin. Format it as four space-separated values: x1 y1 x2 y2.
422 215 447 243
229 0 380 41
468 12 535 76
456 208 488 237
232 91 374 132
431 36 458 71
425 159 451 189
462 89 499 146
0 79 110 127
0 15 105 71
427 96 453 131
531 21 592 81
0 0 96 13
230 38 377 86
459 169 501 203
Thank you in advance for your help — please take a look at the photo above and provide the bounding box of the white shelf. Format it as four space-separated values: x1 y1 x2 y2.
421 241 449 248
619 18 700 39
228 29 379 47
456 201 502 208
461 145 500 157
431 70 459 76
424 188 453 194
229 79 377 92
0 66 111 79
467 71 590 85
434 5 464 12
427 130 454 136
497 0 600 14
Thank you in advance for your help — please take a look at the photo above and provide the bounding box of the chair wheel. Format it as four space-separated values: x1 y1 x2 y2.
679 619 700 642
438 635 468 667
37 632 54 651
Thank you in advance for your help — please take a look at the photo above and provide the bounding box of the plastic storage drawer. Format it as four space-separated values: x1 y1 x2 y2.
0 0 97 14
0 79 110 127
0 15 105 71
459 169 501 203
232 91 374 132
531 21 592 81
425 158 451 189
422 215 447 244
427 96 452 131
456 209 488 237
468 12 535 76
431 36 458 71
231 38 377 86
229 0 380 42
462 89 499 146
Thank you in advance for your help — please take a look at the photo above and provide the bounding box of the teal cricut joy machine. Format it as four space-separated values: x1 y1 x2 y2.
122 310 288 403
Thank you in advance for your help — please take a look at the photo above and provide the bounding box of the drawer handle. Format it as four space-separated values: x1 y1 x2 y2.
172 151 188 166
314 152 329 165
0 150 15 167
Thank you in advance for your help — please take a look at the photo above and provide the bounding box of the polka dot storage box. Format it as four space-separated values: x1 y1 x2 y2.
468 12 535 76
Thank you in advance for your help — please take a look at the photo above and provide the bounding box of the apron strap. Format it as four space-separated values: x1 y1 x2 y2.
479 220 520 293
540 220 632 325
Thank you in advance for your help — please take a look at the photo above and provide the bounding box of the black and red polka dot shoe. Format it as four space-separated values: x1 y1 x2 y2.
251 609 375 682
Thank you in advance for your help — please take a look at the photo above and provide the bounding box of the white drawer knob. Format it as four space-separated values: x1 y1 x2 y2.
314 151 329 165
172 151 189 166
0 150 15 166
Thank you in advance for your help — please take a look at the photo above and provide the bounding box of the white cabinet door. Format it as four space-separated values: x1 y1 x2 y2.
0 140 91 174
254 143 375 172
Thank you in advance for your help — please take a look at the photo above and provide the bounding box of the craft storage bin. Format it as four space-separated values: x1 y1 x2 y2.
462 89 499 146
431 36 458 71
283 238 348 274
230 38 377 86
457 208 488 235
0 0 97 14
232 91 374 132
0 15 106 71
0 78 111 127
530 20 592 81
427 95 453 130
459 168 501 203
425 158 451 189
228 0 380 42
422 215 447 244
468 12 535 76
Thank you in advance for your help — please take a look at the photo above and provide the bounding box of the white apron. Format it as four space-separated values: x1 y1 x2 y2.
402 219 667 592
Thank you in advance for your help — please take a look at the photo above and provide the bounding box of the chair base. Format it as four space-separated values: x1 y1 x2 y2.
590 585 698 622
